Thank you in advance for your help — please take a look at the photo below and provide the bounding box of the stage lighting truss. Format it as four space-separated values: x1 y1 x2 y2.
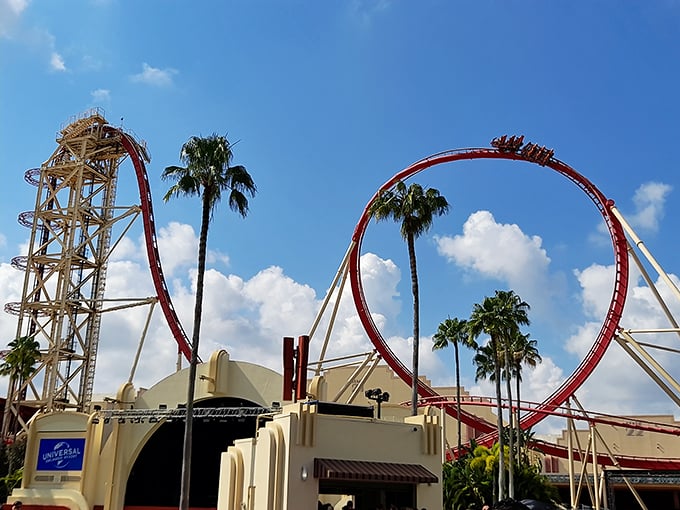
92 405 281 425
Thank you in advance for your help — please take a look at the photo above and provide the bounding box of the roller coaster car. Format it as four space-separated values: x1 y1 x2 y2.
491 134 525 152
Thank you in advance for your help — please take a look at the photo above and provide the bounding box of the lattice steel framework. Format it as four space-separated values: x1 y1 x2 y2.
2 110 153 437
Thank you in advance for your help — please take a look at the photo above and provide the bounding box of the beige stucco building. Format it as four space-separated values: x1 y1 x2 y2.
9 351 443 510
320 364 498 451
541 414 680 508
218 400 442 510
8 349 680 510
541 414 680 474
320 363 680 509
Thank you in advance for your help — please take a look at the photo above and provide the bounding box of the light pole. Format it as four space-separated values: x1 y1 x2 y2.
365 388 390 419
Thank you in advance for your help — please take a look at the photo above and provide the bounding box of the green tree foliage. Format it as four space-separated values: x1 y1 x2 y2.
163 134 256 510
0 438 26 502
0 336 41 382
0 467 22 502
369 181 449 415
0 335 41 437
442 440 500 509
442 435 559 509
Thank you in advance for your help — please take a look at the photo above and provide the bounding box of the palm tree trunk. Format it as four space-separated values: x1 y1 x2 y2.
1 376 15 441
179 194 210 510
504 346 514 499
407 234 420 417
454 342 462 453
515 372 522 465
15 376 26 438
4 376 18 445
492 337 506 501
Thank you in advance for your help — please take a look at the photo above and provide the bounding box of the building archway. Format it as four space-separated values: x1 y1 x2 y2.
124 397 263 508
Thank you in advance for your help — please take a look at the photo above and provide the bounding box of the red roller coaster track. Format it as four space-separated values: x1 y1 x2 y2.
114 127 194 363
347 143 680 470
114 126 678 469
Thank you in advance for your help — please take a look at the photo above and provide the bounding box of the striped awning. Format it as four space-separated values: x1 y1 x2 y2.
313 458 438 484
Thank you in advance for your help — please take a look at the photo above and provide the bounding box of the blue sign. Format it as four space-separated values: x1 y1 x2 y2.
36 438 85 471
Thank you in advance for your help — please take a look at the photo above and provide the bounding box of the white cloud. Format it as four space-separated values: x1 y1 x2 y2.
131 62 177 87
96 216 680 426
426 194 680 431
100 247 404 393
629 181 672 232
90 88 110 104
594 181 672 241
463 334 563 407
4 0 27 15
207 250 230 267
563 260 680 418
436 210 550 280
0 205 678 440
0 262 25 340
350 0 391 27
1 11 67 72
524 356 564 402
155 221 229 277
354 252 401 327
15 27 67 72
573 264 615 321
243 266 318 336
327 253 401 356
6 222 400 393
434 210 565 318
82 55 103 71
155 222 199 276
50 51 66 71
0 0 29 38
108 235 140 263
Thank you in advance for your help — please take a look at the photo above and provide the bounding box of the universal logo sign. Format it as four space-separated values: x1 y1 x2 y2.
36 438 85 471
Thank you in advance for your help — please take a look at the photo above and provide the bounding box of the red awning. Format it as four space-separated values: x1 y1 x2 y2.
313 458 438 484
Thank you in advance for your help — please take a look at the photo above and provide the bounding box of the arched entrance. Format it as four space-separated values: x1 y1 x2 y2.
124 397 263 509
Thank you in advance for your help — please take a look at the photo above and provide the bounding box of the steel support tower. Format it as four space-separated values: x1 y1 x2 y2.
2 110 150 437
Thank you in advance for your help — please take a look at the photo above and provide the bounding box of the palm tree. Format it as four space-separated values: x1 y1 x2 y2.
497 290 531 500
510 331 541 459
467 290 530 501
432 317 477 453
473 342 505 503
163 134 256 510
501 333 516 499
473 343 495 384
474 328 538 499
0 335 41 437
369 181 449 416
0 336 41 386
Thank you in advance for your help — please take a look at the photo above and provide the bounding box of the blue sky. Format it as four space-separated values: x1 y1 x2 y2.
1 1 680 433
